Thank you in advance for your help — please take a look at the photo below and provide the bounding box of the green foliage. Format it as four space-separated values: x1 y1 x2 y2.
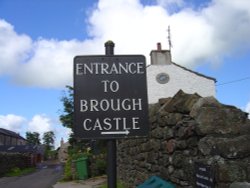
43 131 55 149
98 181 126 188
45 149 57 160
62 151 89 181
5 167 35 177
59 86 83 147
71 152 89 160
42 131 56 160
63 158 73 181
95 158 106 175
68 141 86 155
59 86 108 179
6 167 21 176
25 131 41 145
0 153 33 177
60 85 74 129
62 150 108 181
87 152 107 177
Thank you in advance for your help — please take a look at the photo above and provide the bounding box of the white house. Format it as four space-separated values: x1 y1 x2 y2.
147 43 216 104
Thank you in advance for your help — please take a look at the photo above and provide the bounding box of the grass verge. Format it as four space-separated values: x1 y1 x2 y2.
98 181 126 188
5 167 36 177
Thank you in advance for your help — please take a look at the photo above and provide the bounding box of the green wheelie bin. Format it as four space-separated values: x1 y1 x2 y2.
75 157 88 180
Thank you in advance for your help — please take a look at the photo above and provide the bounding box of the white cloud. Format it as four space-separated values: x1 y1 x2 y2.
1 0 250 88
27 114 53 135
0 113 70 148
0 19 32 75
14 39 84 88
0 114 26 134
27 114 71 148
156 0 185 10
0 19 103 88
88 0 169 55
87 0 250 68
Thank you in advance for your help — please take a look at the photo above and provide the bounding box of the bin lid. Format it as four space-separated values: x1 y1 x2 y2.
76 157 87 161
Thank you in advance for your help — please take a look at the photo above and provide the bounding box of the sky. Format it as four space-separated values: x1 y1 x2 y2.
0 0 250 147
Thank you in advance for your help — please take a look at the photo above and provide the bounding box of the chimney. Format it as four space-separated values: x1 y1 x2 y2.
150 43 172 65
157 42 162 51
60 138 64 146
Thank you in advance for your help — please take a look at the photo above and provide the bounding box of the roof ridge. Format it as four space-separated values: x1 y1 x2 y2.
146 62 216 82
172 62 217 82
0 128 26 140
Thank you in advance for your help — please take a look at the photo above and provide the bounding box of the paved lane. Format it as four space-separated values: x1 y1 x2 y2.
0 163 63 188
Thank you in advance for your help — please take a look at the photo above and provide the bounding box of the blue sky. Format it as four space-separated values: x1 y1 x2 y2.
0 0 250 147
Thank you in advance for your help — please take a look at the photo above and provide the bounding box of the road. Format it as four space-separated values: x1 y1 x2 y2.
0 162 63 188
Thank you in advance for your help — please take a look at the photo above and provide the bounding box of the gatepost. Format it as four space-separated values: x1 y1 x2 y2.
73 41 149 188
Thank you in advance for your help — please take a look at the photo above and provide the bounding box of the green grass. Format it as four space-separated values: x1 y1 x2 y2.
98 181 126 188
5 167 36 177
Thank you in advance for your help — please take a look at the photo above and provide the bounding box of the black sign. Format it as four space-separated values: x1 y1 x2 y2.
195 162 215 188
73 55 149 139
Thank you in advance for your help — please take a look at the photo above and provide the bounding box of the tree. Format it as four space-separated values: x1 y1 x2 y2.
59 86 85 145
60 85 74 129
59 85 78 145
42 131 55 160
26 131 41 145
42 131 55 150
59 86 107 176
59 85 107 153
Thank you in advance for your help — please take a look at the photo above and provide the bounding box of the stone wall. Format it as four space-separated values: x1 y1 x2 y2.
117 90 250 188
0 153 32 177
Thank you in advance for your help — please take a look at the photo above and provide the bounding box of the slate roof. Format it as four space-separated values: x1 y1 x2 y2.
0 145 45 154
0 128 26 140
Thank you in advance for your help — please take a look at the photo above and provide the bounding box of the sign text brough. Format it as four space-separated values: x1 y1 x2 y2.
73 55 149 139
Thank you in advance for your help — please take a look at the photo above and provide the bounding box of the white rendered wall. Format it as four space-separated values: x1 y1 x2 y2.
147 65 216 104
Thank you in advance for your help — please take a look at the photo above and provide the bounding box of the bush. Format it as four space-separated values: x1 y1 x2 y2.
62 142 109 180
63 158 73 181
62 151 89 181
5 167 35 177
88 153 107 177
96 158 106 175
6 167 21 176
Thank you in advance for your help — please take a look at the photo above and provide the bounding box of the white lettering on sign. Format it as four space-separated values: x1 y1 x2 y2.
75 62 144 75
199 167 207 172
82 117 140 131
196 182 210 188
101 80 119 92
196 174 209 181
80 98 142 112
74 56 148 138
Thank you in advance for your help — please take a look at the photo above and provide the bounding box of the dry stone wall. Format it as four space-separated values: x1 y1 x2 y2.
117 90 250 188
0 153 32 177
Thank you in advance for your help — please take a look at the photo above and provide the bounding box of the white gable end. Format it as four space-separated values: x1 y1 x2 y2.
147 64 216 104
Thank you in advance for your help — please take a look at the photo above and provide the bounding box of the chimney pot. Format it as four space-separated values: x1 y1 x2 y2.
157 42 162 51
150 42 172 65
